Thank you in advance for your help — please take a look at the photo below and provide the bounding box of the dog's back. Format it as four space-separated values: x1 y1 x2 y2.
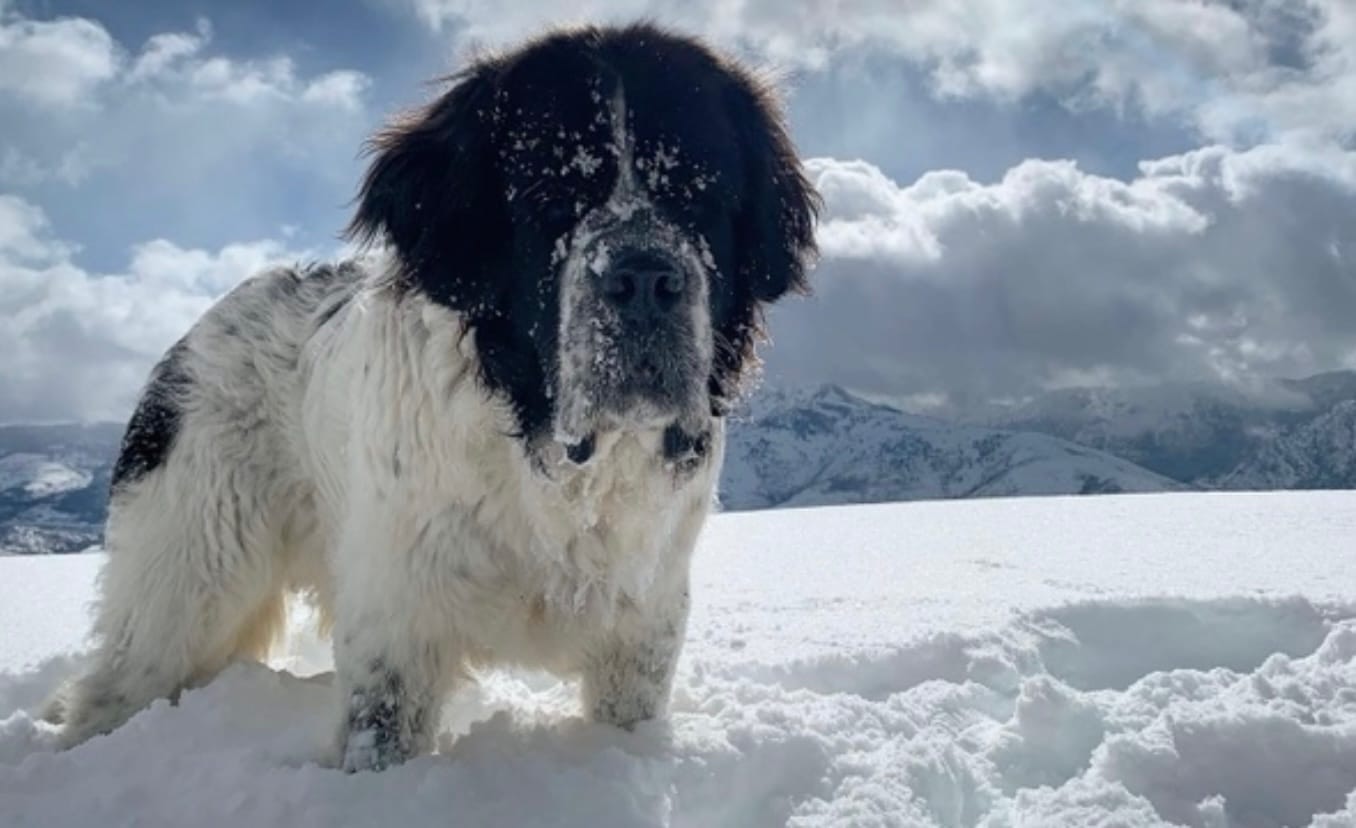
113 261 360 492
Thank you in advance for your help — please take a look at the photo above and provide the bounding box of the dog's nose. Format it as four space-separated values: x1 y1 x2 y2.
600 250 685 316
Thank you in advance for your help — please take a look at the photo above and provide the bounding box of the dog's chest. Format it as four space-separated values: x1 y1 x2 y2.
504 430 707 608
426 428 716 665
304 305 718 634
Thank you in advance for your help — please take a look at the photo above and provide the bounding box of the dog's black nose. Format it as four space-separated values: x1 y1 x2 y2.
601 250 685 317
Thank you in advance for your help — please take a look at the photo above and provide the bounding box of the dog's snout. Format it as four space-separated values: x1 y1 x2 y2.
601 250 685 317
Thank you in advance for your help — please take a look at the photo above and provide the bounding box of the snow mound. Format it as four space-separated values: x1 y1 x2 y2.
2 492 1355 827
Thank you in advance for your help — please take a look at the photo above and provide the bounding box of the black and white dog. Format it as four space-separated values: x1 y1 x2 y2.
48 24 817 771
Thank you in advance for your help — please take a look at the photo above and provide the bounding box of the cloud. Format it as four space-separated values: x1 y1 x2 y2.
401 0 1356 145
0 9 372 268
0 12 370 115
762 145 1356 407
0 195 313 423
0 10 119 107
3 2 1354 425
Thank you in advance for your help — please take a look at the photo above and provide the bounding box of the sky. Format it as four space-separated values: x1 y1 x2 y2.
1 0 1355 422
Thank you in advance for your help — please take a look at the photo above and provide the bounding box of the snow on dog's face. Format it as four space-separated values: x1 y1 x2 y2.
348 25 818 463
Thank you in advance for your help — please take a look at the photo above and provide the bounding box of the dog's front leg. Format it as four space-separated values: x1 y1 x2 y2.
582 582 690 730
331 513 453 773
336 650 441 773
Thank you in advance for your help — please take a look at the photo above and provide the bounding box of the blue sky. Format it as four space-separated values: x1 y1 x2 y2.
2 0 1355 421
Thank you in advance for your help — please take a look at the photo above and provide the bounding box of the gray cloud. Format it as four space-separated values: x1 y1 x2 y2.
406 0 1356 145
4 1 1356 425
763 146 1356 409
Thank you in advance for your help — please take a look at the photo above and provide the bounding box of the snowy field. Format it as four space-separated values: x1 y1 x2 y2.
2 492 1355 827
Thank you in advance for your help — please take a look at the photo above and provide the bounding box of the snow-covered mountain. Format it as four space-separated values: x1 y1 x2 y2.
0 392 1179 553
979 371 1356 488
5 373 1354 553
722 385 1179 510
1223 399 1356 490
0 424 120 555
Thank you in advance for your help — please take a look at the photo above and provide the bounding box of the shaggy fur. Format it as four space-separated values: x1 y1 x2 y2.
47 24 818 771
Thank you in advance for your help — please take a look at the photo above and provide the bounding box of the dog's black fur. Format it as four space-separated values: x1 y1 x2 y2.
347 24 819 443
110 337 192 490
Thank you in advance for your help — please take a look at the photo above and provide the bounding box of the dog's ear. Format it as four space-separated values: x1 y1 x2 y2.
725 75 820 304
347 66 506 314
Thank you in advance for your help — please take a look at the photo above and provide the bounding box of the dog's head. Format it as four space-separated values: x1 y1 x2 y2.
348 24 818 463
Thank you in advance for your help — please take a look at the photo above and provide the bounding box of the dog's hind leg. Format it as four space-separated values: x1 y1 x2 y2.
53 453 292 748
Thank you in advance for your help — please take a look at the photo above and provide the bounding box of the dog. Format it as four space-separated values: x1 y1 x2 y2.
47 23 818 771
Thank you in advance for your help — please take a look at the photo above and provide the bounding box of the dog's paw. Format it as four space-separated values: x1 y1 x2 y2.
340 727 408 773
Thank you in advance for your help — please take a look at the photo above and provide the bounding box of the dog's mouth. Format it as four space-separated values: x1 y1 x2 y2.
553 301 707 443
661 422 711 470
557 422 710 471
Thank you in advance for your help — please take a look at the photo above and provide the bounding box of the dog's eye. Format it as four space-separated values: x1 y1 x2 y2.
668 191 728 232
537 200 577 226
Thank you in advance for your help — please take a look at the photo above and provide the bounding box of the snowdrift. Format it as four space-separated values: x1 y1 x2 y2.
2 492 1354 827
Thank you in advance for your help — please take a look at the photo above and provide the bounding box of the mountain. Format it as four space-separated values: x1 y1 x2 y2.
978 372 1356 488
1222 399 1356 489
0 423 120 555
0 390 1179 553
720 385 1180 510
8 373 1352 553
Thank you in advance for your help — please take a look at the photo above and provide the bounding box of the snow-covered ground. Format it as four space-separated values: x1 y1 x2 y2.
2 492 1355 827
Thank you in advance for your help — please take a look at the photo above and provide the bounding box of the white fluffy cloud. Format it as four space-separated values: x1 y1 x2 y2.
407 0 1356 145
0 8 372 265
0 11 118 106
0 12 368 115
763 145 1356 406
0 7 372 422
0 195 312 422
114 20 370 110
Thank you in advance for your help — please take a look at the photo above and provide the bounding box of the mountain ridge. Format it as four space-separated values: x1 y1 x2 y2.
4 372 1354 553
722 384 1181 510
